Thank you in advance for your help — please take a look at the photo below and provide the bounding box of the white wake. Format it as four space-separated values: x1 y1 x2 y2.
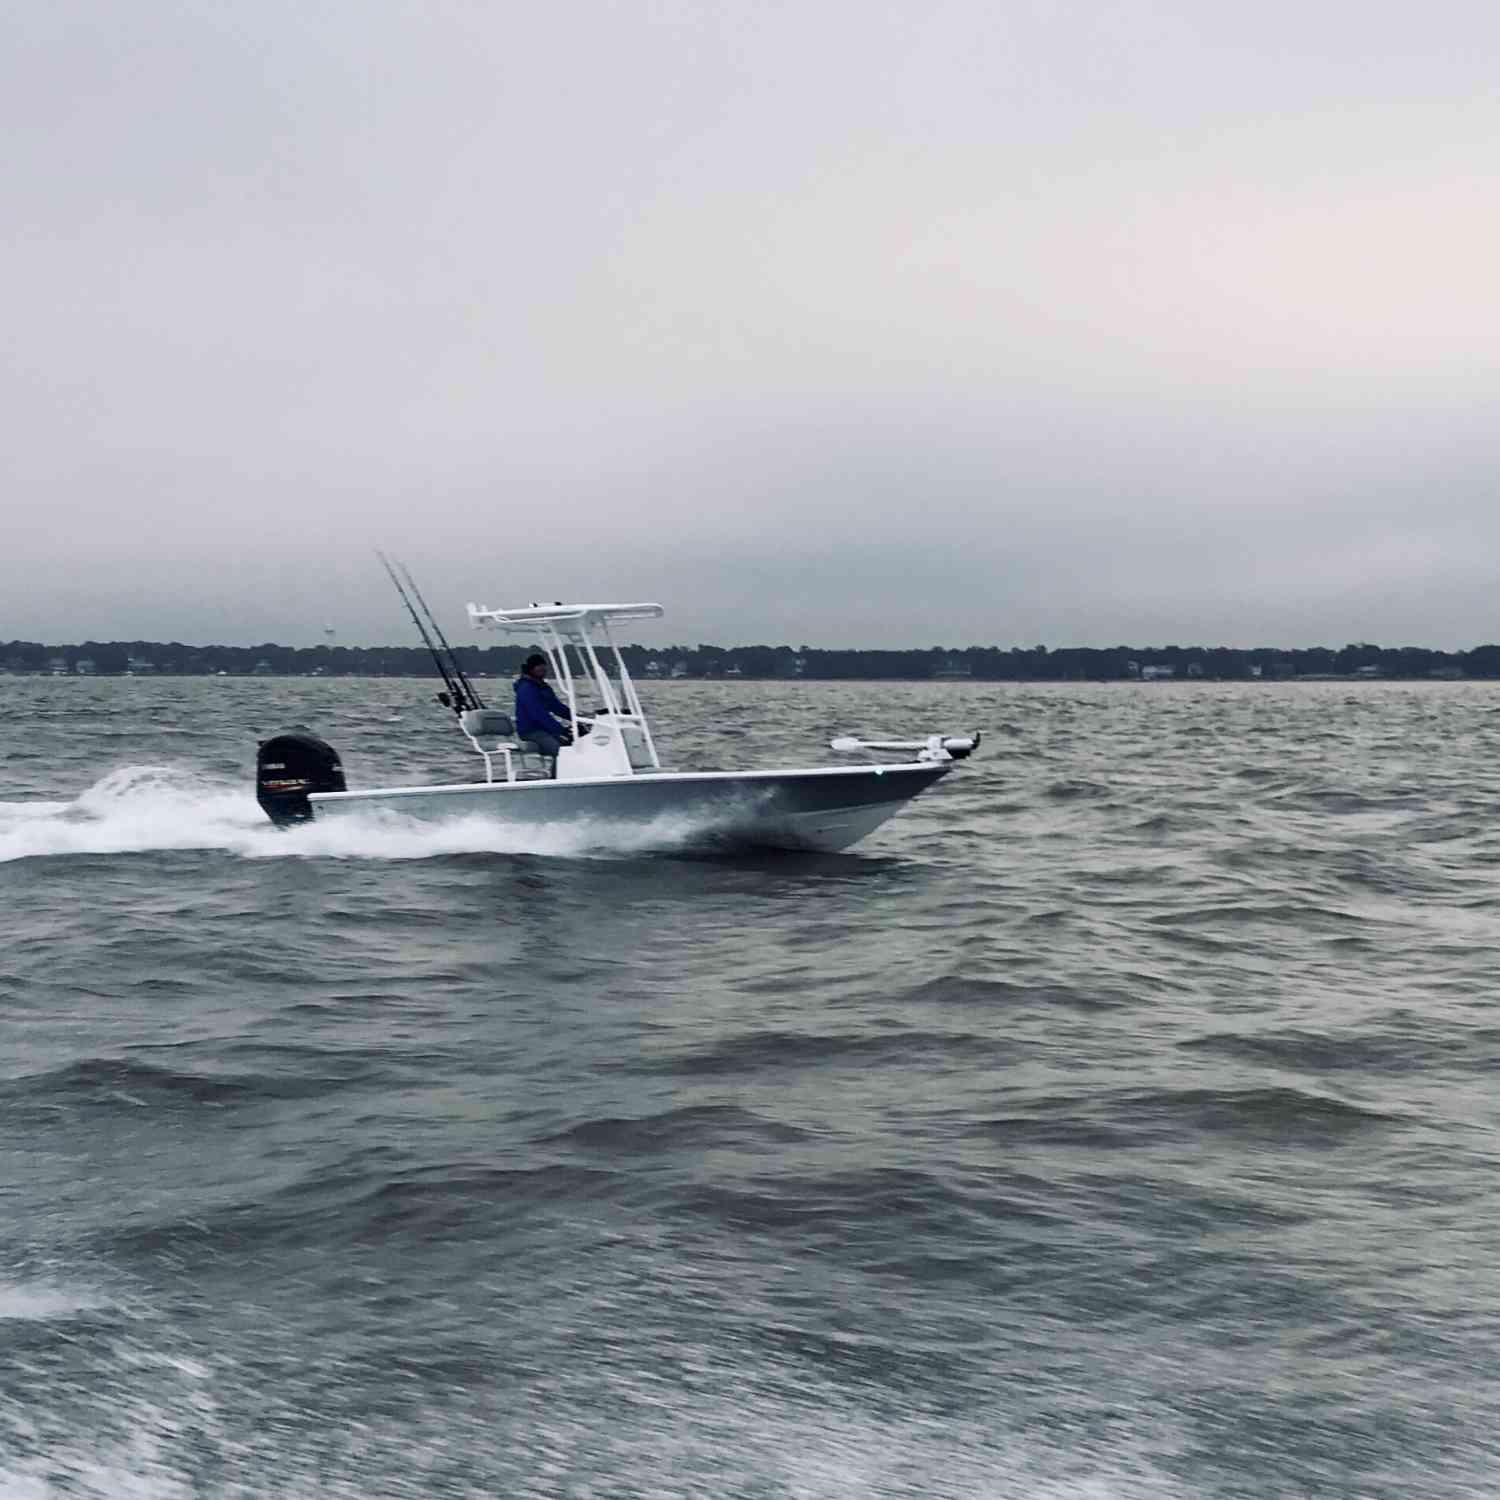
0 765 713 864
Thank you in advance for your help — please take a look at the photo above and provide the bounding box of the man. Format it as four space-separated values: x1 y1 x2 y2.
513 653 573 770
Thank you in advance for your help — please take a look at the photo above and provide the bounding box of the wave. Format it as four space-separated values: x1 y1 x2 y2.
0 764 737 864
668 1165 1062 1246
0 1278 111 1323
96 1157 624 1262
1103 1083 1397 1141
536 1103 813 1153
1144 900 1367 928
0 1053 383 1114
1180 1025 1500 1075
901 974 1140 1011
624 1026 1019 1077
1044 779 1113 800
955 1083 1397 1156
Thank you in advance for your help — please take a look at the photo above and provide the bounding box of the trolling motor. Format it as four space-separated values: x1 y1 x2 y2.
256 730 346 826
830 731 982 763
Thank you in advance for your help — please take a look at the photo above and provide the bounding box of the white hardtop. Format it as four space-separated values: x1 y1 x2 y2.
466 602 663 635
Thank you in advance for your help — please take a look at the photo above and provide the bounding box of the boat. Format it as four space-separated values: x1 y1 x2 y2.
255 581 980 854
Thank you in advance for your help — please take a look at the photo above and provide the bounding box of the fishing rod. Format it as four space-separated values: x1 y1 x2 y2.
376 550 479 714
395 557 484 713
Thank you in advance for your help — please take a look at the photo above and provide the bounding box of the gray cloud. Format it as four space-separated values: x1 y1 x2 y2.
4 0 1498 648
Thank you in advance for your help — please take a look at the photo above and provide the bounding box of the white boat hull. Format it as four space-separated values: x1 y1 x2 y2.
309 762 951 853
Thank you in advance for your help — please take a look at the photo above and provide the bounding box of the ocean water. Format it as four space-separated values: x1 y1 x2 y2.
4 674 1500 1498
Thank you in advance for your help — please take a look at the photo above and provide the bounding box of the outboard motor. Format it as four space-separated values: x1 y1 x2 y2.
256 730 346 827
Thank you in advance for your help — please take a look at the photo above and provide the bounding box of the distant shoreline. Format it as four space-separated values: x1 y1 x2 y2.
2 639 1493 682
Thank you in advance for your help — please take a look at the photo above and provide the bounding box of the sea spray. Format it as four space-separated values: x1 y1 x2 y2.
0 766 732 865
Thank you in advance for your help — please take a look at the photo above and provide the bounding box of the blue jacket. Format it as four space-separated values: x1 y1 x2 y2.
513 675 571 738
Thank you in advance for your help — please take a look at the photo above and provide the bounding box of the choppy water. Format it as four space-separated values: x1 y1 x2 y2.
5 675 1500 1497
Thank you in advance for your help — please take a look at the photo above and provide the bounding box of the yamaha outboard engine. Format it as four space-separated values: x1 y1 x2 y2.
256 730 346 827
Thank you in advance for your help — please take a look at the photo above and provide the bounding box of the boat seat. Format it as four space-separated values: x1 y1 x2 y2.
462 709 516 738
459 708 546 783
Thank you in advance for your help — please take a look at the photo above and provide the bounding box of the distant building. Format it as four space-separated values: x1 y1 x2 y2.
932 656 973 679
74 658 96 676
669 660 688 679
251 659 274 676
1140 664 1175 681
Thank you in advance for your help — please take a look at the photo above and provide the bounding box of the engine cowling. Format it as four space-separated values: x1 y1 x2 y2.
256 731 346 826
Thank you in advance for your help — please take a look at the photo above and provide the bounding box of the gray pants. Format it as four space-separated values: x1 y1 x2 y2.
520 730 561 770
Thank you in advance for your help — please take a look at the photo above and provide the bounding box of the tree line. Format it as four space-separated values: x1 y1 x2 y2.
3 638 1498 680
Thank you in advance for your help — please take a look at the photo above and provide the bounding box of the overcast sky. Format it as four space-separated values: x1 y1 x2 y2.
4 0 1498 648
